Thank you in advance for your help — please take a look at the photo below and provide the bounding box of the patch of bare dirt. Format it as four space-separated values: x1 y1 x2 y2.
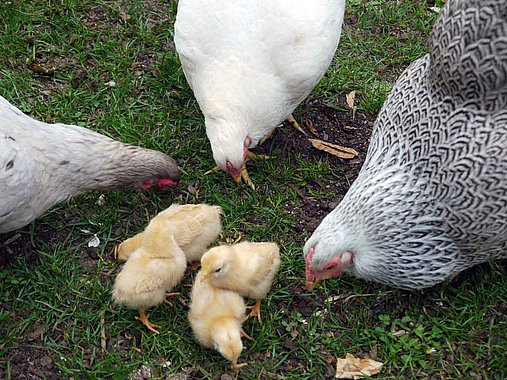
256 97 374 235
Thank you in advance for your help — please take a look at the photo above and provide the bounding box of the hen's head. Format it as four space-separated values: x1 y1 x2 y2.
303 225 355 290
206 117 251 182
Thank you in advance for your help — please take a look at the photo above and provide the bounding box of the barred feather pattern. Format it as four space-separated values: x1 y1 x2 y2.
304 0 507 289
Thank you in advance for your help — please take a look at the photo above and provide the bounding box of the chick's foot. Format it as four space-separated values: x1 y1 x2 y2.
136 310 160 334
246 299 262 324
231 362 248 370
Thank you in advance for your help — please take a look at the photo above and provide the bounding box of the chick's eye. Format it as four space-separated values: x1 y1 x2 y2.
214 267 222 273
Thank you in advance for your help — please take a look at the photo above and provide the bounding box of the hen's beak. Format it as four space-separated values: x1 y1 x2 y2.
305 279 320 291
233 175 242 184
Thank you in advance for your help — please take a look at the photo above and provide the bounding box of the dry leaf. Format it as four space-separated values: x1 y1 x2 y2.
305 119 319 136
309 139 358 159
119 7 131 21
346 91 358 120
346 91 356 109
27 59 56 76
336 353 383 379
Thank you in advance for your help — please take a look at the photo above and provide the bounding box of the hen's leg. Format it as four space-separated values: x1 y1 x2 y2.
287 114 307 136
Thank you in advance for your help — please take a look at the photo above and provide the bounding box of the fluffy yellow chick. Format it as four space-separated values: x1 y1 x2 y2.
112 217 187 333
188 271 249 370
116 203 222 264
200 242 280 323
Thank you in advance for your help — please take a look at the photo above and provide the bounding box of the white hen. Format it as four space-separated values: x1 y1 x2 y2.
174 0 345 185
0 95 181 234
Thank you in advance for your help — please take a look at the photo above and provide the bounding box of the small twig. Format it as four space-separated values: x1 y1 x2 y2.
100 314 107 352
343 291 393 303
2 233 21 246
288 183 306 199
326 291 393 304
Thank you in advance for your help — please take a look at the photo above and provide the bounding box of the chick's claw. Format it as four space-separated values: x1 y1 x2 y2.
240 329 253 341
232 362 248 370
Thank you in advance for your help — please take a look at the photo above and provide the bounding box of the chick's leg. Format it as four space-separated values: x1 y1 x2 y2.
136 309 160 334
246 299 263 324
163 292 181 305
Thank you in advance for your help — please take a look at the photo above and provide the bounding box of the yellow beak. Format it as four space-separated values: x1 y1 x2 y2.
305 279 320 291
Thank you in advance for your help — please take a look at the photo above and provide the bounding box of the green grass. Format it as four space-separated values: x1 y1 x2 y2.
0 1 505 379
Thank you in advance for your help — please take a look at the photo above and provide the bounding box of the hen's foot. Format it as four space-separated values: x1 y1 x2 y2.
136 310 160 334
245 299 262 324
287 114 307 136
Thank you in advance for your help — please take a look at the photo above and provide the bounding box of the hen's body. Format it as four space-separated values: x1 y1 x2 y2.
174 0 345 175
304 0 507 290
0 95 180 234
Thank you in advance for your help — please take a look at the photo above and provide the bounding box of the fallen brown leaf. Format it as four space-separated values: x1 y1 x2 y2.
27 59 56 76
305 119 319 136
345 91 358 120
345 91 356 109
336 353 383 379
309 139 358 159
119 7 130 21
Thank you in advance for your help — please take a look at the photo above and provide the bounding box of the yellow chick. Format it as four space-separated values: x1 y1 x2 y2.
188 271 249 370
112 217 187 333
116 203 222 265
200 242 280 323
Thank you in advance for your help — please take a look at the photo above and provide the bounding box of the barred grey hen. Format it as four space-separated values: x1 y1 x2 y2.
303 0 507 290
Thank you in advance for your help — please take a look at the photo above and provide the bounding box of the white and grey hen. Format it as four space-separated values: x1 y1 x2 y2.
304 0 507 290
0 95 181 234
